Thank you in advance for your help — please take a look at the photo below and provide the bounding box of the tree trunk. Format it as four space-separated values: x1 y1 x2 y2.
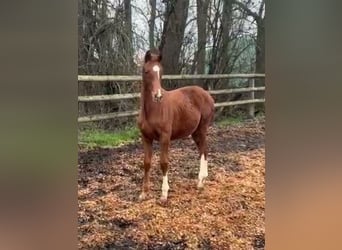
208 0 220 76
78 0 86 75
218 0 233 74
149 0 157 49
256 0 265 87
78 0 97 114
124 0 134 72
78 0 85 116
255 19 265 76
231 0 265 102
159 0 190 74
255 18 265 99
196 0 209 89
196 0 208 74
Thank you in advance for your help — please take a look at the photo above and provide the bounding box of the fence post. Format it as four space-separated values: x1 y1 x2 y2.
248 78 255 118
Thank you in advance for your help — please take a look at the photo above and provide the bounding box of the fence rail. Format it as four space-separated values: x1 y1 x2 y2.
78 73 265 82
78 87 265 102
78 73 265 123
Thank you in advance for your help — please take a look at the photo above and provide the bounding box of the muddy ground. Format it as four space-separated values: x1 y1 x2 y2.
78 117 265 249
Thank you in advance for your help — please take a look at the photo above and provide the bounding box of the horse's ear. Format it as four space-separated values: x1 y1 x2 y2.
144 50 152 63
145 48 162 63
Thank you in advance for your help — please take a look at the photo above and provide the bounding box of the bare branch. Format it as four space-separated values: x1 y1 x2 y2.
258 0 265 18
232 0 260 21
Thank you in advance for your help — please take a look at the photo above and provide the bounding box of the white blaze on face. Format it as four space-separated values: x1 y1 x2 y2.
152 64 162 98
152 65 160 80
161 174 169 199
198 154 208 188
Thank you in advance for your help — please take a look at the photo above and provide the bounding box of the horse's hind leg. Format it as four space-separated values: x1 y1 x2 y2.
139 136 153 201
192 124 209 189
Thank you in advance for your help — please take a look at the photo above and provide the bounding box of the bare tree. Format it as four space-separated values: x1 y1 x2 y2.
196 0 210 88
78 0 265 128
233 0 265 84
149 0 157 48
218 0 234 73
159 0 190 74
124 0 134 71
78 0 138 129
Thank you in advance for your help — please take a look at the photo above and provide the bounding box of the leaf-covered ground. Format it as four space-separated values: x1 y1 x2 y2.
78 117 265 249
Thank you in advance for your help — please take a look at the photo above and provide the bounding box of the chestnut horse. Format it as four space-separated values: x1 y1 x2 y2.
137 49 215 203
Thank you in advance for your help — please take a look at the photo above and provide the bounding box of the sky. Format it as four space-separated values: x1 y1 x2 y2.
129 0 264 61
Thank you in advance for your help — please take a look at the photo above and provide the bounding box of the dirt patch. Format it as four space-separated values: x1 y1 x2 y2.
78 117 265 249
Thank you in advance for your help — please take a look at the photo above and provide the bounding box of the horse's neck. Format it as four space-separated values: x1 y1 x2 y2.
140 87 154 118
140 87 165 119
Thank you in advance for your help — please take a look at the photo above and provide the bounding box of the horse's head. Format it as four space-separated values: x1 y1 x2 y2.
142 49 164 102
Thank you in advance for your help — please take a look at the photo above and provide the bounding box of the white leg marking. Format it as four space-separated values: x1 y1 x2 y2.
198 154 208 188
161 174 169 200
139 192 146 200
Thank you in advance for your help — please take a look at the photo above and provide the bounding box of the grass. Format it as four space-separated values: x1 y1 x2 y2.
79 127 140 149
79 113 264 149
216 110 265 128
217 115 245 128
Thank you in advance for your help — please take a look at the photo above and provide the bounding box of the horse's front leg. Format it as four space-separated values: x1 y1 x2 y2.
139 136 153 201
159 134 170 203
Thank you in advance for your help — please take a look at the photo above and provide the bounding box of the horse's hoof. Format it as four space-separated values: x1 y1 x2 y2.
159 197 168 206
139 193 147 201
197 182 204 189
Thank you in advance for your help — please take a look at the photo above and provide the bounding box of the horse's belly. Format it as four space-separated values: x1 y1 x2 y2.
170 130 193 140
171 115 200 139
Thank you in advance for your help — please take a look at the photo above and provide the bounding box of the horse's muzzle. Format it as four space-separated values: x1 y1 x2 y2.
153 89 163 102
153 94 163 102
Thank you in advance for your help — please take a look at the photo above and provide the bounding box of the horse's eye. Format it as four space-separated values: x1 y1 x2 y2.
144 70 149 74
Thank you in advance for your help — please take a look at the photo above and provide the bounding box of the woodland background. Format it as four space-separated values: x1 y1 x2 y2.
78 0 265 129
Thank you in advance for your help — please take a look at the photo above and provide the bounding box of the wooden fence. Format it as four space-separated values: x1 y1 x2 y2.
78 73 265 123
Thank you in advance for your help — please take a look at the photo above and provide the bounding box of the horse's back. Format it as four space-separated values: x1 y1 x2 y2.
178 85 214 119
179 85 213 101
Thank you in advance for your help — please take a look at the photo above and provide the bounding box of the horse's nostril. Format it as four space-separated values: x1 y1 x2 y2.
153 94 162 102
